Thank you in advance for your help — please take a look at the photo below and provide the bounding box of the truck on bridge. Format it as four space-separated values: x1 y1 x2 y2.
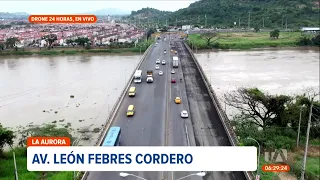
146 70 153 83
173 56 179 68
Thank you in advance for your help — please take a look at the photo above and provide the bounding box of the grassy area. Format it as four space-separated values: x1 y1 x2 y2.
288 146 320 180
0 40 153 56
187 32 303 50
0 147 76 180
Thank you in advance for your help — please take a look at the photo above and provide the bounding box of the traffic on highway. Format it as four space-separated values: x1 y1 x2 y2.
86 33 199 180
85 33 247 180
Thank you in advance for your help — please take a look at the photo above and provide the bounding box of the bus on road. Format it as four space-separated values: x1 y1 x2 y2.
102 126 121 146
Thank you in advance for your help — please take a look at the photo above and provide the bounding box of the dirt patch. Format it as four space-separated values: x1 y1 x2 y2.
296 145 320 157
278 172 297 180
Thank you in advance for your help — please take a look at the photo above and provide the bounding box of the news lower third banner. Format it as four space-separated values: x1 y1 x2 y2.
27 146 257 171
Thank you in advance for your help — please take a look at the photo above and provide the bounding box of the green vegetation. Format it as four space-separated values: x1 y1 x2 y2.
0 40 153 56
0 123 81 180
186 32 319 49
226 88 320 179
128 0 320 29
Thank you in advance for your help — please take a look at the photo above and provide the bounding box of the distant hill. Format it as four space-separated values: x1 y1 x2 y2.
84 8 130 15
130 8 172 19
0 12 29 19
128 0 320 29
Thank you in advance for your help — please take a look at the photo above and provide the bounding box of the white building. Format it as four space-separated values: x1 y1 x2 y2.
182 25 191 30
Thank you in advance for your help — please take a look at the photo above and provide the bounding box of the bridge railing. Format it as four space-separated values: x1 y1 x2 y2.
78 43 154 180
182 42 254 180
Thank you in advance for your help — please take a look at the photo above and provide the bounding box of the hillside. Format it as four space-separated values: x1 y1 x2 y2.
129 0 320 29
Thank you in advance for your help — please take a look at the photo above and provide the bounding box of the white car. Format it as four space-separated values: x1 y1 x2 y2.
156 59 160 64
159 71 163 76
162 60 166 65
171 70 175 74
181 110 188 118
156 42 158 44
164 50 167 54
155 65 160 70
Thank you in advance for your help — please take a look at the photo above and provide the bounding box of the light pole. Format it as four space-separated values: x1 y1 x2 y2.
176 171 206 180
301 101 314 180
73 138 81 180
297 105 305 148
119 172 148 180
247 137 260 179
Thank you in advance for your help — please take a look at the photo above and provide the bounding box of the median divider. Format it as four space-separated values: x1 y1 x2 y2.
79 44 154 180
182 42 254 180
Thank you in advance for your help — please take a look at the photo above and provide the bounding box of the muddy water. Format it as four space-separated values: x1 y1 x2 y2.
0 55 140 145
0 48 319 145
194 47 320 117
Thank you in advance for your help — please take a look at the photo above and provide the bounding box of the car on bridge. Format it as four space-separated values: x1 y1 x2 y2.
171 70 175 74
158 71 163 76
128 87 136 97
171 78 176 83
164 50 167 54
175 97 181 104
162 60 166 65
156 59 160 64
180 110 188 118
126 105 135 117
155 65 160 70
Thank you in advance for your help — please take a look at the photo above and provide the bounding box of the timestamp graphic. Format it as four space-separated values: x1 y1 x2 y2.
262 164 290 172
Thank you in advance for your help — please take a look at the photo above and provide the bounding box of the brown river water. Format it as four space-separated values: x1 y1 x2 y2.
0 48 319 145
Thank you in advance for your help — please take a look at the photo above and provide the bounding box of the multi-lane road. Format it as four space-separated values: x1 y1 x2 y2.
86 33 248 180
86 34 198 180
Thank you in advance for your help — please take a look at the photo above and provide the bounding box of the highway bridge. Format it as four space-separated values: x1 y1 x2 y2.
82 33 252 180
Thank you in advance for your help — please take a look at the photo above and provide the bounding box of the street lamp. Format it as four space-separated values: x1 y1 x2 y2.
72 138 81 180
176 171 206 180
297 104 306 148
247 137 260 179
119 172 148 180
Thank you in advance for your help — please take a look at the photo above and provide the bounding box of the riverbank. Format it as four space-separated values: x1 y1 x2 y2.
187 32 316 50
0 40 153 57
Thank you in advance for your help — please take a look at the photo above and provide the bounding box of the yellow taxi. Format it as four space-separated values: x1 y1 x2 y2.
175 97 181 104
126 105 135 116
171 49 174 52
128 87 136 97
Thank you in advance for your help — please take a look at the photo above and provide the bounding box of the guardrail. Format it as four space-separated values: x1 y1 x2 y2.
182 42 254 180
78 43 154 180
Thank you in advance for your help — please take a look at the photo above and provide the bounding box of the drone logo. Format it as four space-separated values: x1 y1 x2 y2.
264 149 288 163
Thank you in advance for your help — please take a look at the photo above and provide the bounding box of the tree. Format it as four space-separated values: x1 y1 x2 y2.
5 37 19 48
311 34 320 46
270 29 280 39
42 34 57 49
200 32 220 46
75 37 90 47
224 88 291 129
17 124 73 147
0 43 4 50
254 26 260 32
66 39 75 47
0 123 15 152
146 28 156 41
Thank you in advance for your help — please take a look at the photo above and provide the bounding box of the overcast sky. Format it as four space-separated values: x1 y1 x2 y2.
1 1 197 14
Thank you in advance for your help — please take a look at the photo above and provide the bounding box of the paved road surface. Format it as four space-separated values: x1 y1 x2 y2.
175 41 247 180
87 34 196 180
